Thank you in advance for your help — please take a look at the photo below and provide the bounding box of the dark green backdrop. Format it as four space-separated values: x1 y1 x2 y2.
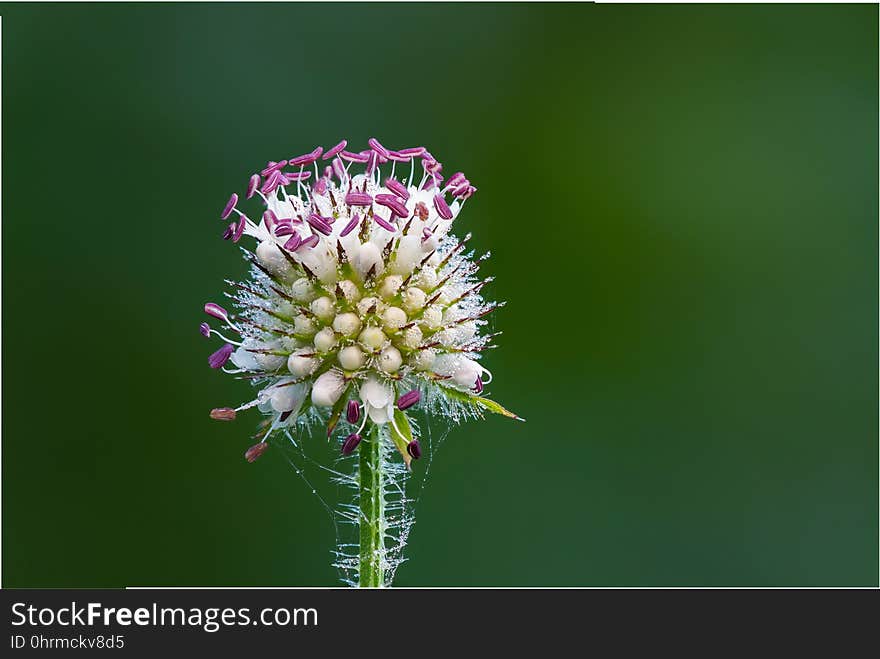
2 3 877 586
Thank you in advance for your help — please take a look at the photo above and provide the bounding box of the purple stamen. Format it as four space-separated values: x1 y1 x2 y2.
434 194 453 220
340 213 361 237
446 172 466 189
221 193 238 220
289 147 323 166
222 222 236 240
274 224 294 237
421 227 433 243
199 322 211 338
245 442 269 463
283 234 302 251
204 302 229 320
340 150 369 163
208 343 235 369
406 439 422 460
233 214 247 242
346 400 360 424
332 157 346 181
263 209 278 231
373 215 397 232
246 174 260 199
384 177 410 201
307 213 333 236
398 147 426 157
387 150 411 163
323 140 347 160
368 137 390 159
396 390 421 410
261 160 287 177
474 377 484 394
298 234 319 250
285 170 312 182
261 170 281 195
341 433 362 456
345 191 373 206
313 177 328 196
210 407 237 421
365 151 379 176
375 193 408 218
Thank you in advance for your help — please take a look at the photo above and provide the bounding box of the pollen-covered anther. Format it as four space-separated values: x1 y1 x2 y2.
245 442 269 463
210 407 237 421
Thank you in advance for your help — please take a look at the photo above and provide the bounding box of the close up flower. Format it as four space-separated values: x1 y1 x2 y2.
202 138 520 586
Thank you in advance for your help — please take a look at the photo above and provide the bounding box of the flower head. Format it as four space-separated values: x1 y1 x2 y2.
203 138 519 465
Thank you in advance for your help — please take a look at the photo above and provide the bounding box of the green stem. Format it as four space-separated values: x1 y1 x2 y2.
358 423 385 587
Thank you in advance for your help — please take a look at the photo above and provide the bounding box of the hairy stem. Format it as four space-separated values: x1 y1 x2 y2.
358 423 385 587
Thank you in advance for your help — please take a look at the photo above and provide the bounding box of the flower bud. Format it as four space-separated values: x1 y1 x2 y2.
290 277 315 302
378 275 403 300
402 287 427 312
288 352 318 377
332 312 361 337
378 346 402 373
313 327 337 352
311 370 346 407
341 433 362 456
294 315 317 336
406 439 422 460
359 326 387 350
339 345 365 370
310 296 336 321
382 306 407 330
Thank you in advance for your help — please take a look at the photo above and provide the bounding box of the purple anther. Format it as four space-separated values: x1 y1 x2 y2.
323 165 333 179
398 147 426 157
233 214 247 243
221 193 238 220
421 227 433 243
474 377 484 394
387 150 411 163
375 193 409 218
434 194 453 220
245 442 269 463
368 137 390 159
373 215 397 232
396 390 421 411
345 191 373 206
262 209 278 231
323 140 347 160
298 234 319 250
210 407 237 421
289 147 323 167
365 151 379 176
341 433 362 455
332 157 346 181
384 177 410 201
346 400 360 424
274 224 294 237
199 322 211 338
261 170 281 195
208 343 235 369
446 172 466 189
313 177 328 196
246 174 260 199
222 222 236 240
285 170 312 182
406 439 422 460
307 213 333 236
261 160 287 177
340 150 369 163
421 177 436 191
283 234 302 251
340 213 361 237
204 302 229 320
453 184 476 200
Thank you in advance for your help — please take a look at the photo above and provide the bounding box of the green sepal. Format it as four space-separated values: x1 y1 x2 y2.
390 408 414 469
439 386 523 421
327 382 352 438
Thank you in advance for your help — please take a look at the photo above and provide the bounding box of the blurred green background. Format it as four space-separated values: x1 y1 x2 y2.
2 3 876 587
